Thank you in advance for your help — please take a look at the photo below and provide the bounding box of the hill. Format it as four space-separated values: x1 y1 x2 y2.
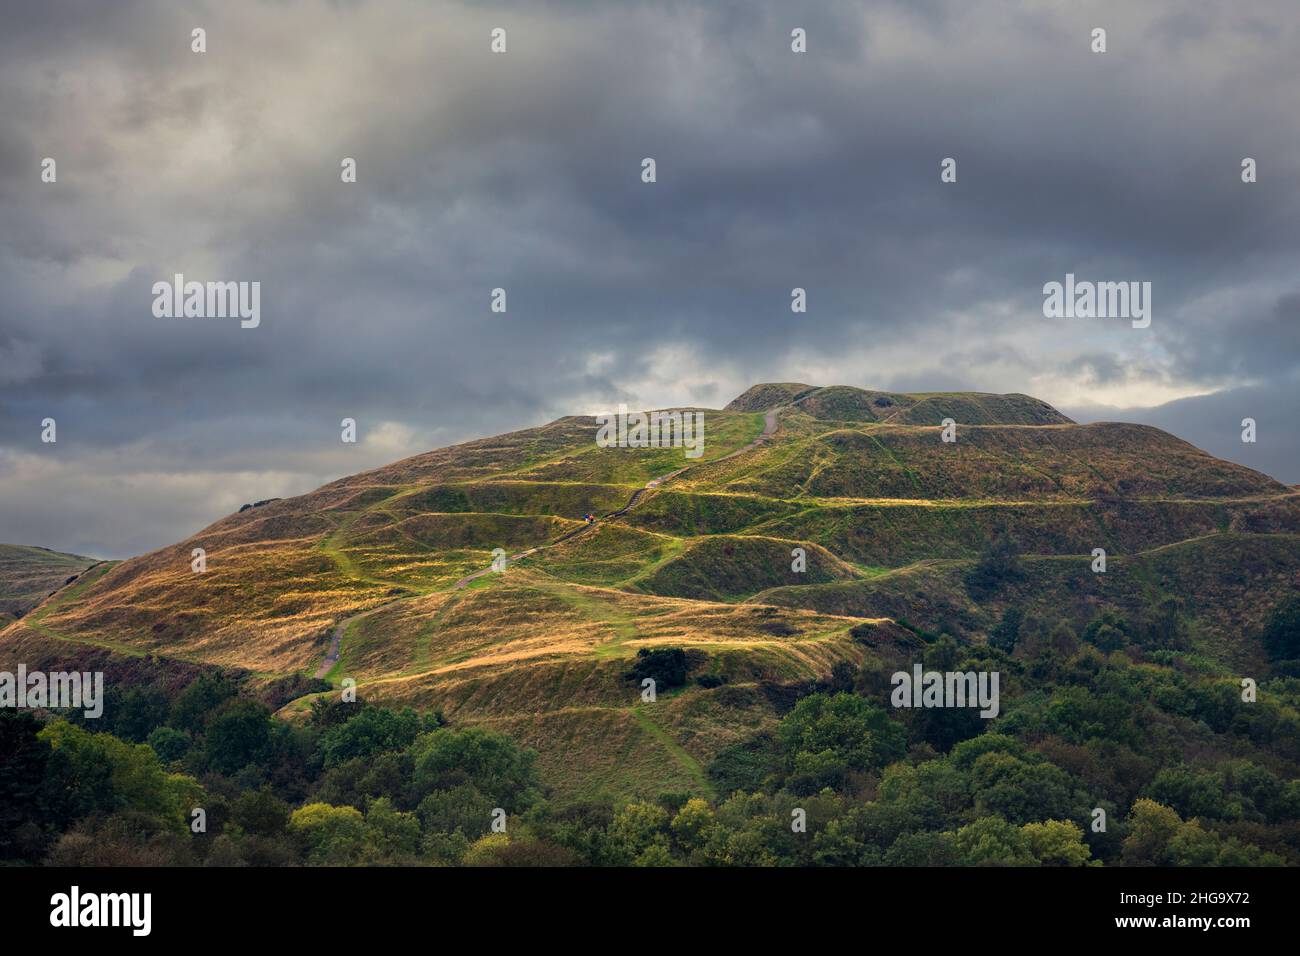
0 544 98 624
3 384 1298 800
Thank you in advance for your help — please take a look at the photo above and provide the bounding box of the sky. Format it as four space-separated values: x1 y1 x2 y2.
1 0 1297 559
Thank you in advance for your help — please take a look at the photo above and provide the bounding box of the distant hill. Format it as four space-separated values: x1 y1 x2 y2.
0 544 98 622
3 384 1297 799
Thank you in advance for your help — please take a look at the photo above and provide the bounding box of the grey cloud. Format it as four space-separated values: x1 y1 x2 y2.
0 0 1297 556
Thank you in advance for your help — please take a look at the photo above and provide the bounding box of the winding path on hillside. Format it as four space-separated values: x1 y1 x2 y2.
450 405 783 590
314 596 413 679
315 406 785 678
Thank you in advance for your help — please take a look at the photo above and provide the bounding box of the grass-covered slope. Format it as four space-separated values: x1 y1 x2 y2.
0 544 98 623
4 383 1296 800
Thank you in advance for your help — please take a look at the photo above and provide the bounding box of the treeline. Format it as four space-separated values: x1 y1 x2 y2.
1 596 1298 867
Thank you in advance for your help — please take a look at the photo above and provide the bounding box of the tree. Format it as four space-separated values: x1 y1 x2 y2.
670 798 715 853
1261 596 1300 668
288 802 366 864
316 751 414 811
811 817 870 867
308 695 366 729
923 634 961 671
907 697 986 753
1022 820 1092 866
146 726 190 763
607 802 670 864
44 810 194 866
364 797 421 860
1083 611 1129 653
1164 821 1282 866
1145 766 1235 822
0 711 55 861
696 821 781 867
1122 798 1280 866
1220 760 1298 823
318 706 432 769
1121 798 1183 865
410 727 540 811
625 648 689 689
989 607 1023 653
949 733 1025 770
954 816 1036 866
776 693 907 794
37 720 199 831
882 830 961 866
462 832 511 866
169 674 239 735
970 752 1082 825
965 535 1025 600
462 835 581 867
879 759 970 821
203 699 273 774
417 783 494 840
231 787 290 837
110 687 172 742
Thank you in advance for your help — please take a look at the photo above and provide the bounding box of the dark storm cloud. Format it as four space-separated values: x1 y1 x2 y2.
1 0 1297 556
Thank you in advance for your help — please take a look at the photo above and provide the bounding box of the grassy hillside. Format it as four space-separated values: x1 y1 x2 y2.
3 383 1296 802
0 544 98 623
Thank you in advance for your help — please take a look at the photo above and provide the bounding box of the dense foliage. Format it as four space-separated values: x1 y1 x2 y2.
3 597 1298 867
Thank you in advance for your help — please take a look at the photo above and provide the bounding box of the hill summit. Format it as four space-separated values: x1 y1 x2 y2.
725 383 1073 425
